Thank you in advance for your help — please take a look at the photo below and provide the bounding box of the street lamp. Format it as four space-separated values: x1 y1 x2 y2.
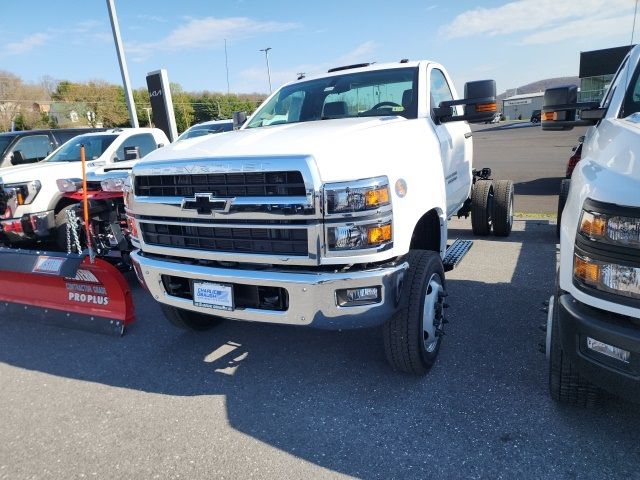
259 47 272 93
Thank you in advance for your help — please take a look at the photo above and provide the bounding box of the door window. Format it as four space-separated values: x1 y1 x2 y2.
115 134 157 161
11 135 52 164
430 69 455 117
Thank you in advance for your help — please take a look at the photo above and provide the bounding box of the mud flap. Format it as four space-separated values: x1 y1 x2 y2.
0 248 135 336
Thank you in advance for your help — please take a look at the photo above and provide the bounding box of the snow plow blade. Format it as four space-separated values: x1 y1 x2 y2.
0 248 135 336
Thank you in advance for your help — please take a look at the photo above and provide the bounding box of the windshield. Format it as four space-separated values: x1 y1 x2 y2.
46 134 119 163
246 67 418 128
177 122 233 141
0 137 15 156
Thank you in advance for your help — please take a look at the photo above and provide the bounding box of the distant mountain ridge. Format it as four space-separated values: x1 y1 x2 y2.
498 76 580 100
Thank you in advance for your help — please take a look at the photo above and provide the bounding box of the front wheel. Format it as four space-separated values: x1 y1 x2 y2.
548 293 603 406
383 250 446 375
160 304 225 331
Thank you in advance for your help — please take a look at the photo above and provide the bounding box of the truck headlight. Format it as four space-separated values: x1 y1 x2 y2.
574 254 640 301
325 177 390 214
5 180 41 205
328 222 392 250
101 177 126 192
579 209 640 248
57 178 82 193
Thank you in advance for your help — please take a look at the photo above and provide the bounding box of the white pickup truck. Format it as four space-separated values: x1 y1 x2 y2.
544 44 640 404
126 60 514 374
0 128 168 249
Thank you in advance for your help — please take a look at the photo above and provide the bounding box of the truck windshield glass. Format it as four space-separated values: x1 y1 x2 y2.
177 122 233 141
246 67 418 128
46 134 119 162
621 59 640 117
0 138 14 156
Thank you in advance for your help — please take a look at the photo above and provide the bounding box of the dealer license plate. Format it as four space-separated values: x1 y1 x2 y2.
193 282 234 311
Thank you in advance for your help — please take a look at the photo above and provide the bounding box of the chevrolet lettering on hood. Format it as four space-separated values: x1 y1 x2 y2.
145 162 274 176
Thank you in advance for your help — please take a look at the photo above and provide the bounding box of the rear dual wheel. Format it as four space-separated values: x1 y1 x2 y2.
471 179 513 237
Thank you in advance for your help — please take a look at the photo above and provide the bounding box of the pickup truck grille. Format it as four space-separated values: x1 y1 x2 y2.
135 171 306 197
140 223 308 256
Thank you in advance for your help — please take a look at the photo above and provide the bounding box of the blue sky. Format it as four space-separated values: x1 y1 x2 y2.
0 0 637 95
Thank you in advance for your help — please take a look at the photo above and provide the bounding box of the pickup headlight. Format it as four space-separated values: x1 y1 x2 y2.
5 180 41 205
101 177 126 192
579 209 640 248
325 176 390 215
57 178 82 193
574 254 640 301
328 222 392 250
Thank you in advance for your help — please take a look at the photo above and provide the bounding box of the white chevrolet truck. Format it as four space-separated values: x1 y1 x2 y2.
0 128 168 249
127 60 514 374
544 44 640 404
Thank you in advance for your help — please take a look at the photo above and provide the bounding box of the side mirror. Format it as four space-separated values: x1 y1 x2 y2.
124 146 140 161
541 85 603 131
233 111 248 130
434 79 497 124
11 151 38 165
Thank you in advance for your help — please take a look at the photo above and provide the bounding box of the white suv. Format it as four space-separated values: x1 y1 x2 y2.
0 128 168 247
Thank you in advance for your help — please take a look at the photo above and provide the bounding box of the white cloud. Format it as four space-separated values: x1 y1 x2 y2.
440 0 635 41
126 16 299 59
233 41 379 93
337 41 378 65
4 33 50 55
521 12 635 45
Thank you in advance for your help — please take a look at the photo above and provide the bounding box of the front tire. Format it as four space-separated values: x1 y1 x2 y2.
492 180 514 237
160 304 224 331
471 179 494 235
548 293 603 406
383 250 446 375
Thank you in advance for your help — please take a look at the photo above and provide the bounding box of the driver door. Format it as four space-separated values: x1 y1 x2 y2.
428 67 472 217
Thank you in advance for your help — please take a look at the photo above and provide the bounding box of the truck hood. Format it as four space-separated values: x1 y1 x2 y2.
581 117 640 208
138 117 426 182
0 160 105 184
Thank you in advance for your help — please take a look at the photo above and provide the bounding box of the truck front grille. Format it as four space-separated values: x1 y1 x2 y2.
140 223 308 256
135 171 306 197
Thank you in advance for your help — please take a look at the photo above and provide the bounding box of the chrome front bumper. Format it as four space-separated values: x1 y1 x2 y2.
131 250 408 330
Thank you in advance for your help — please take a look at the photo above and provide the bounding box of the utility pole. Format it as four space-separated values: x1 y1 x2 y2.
106 0 138 127
259 47 272 93
224 39 230 95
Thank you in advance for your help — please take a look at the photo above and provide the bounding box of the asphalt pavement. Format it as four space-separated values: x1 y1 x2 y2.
472 122 587 214
1 218 638 479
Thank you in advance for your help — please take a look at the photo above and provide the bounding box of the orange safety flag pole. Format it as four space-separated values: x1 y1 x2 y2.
80 145 94 261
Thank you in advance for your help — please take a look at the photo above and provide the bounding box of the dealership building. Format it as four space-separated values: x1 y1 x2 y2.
502 92 544 120
579 45 634 102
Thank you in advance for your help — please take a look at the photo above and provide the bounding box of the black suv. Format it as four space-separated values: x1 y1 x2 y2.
530 110 541 123
0 128 105 169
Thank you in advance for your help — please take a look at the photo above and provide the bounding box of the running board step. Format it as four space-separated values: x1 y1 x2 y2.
443 239 473 272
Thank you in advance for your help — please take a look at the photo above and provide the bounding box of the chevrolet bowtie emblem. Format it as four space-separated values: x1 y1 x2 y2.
181 193 234 214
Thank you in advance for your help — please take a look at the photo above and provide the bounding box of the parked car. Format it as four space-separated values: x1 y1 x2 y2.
530 110 541 123
543 43 640 406
556 137 585 237
176 119 234 142
0 128 105 169
0 128 169 249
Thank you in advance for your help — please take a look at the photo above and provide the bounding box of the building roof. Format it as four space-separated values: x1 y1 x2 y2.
503 92 545 101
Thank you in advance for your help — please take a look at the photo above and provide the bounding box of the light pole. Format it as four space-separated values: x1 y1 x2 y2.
259 47 272 93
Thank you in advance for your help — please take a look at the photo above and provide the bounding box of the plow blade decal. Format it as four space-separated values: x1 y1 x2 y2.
0 248 135 336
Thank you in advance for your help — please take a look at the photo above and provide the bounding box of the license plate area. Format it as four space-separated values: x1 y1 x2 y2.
192 281 234 311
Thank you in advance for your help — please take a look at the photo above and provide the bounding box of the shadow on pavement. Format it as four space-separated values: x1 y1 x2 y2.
514 177 563 196
0 220 638 478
